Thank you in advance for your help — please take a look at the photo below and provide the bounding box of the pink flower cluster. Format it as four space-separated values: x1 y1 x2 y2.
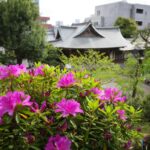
117 109 127 121
45 135 71 150
123 140 132 150
90 87 104 96
57 72 75 88
90 88 127 120
0 64 27 80
91 87 126 103
55 98 83 117
0 91 32 123
30 101 47 113
29 65 45 76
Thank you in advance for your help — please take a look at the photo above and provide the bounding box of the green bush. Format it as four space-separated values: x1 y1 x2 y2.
0 64 143 150
142 95 150 121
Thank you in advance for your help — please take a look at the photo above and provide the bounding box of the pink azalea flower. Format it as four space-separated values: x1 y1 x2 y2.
8 64 27 77
117 109 127 121
0 64 27 80
30 101 47 113
57 72 75 88
90 87 104 96
55 98 83 117
45 135 71 150
136 127 142 132
58 121 68 132
123 140 132 150
103 131 112 141
0 118 3 125
99 88 126 103
0 66 9 80
0 91 32 122
29 65 44 76
84 74 90 78
24 133 35 144
34 65 44 76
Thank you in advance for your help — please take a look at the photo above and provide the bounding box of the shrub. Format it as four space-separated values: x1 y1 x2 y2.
0 64 142 150
142 95 150 121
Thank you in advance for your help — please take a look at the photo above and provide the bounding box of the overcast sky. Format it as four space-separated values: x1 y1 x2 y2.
40 0 150 25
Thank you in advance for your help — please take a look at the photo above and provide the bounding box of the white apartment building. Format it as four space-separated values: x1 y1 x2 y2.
85 1 150 29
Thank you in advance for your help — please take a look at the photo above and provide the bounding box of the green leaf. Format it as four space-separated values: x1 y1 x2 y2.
130 106 135 113
105 105 112 114
70 120 77 129
15 113 20 124
87 98 99 111
98 108 106 115
29 145 40 150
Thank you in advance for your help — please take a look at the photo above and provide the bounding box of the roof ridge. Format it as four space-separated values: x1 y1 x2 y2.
59 25 77 29
95 1 128 8
96 26 119 29
73 23 104 38
71 22 90 26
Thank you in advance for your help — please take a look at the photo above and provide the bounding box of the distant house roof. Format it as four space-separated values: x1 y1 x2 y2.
38 16 50 21
41 24 53 30
49 22 132 49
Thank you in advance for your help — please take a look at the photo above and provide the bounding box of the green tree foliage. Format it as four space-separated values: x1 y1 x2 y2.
0 51 16 65
60 50 120 84
20 23 46 64
143 49 150 83
142 95 150 121
41 44 62 66
0 0 46 64
61 50 145 100
114 17 138 38
139 27 150 47
115 54 144 100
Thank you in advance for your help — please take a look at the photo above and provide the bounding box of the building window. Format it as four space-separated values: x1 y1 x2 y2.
136 21 143 26
136 8 143 14
97 10 100 16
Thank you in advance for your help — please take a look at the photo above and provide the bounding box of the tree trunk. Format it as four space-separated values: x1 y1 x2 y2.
15 50 23 64
132 79 139 98
16 56 22 64
132 63 140 98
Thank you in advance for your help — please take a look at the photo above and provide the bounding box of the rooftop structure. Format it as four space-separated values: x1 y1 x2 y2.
49 22 131 49
49 22 133 62
37 16 53 30
56 21 64 27
32 0 53 41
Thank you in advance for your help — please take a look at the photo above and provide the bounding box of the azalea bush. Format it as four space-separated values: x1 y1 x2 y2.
0 64 143 150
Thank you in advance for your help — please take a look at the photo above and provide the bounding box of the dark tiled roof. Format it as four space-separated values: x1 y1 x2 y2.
49 23 132 49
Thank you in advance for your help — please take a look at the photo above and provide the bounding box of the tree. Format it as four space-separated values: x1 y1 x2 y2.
0 0 46 64
143 49 150 81
0 50 16 65
41 44 62 66
60 50 120 83
114 17 138 38
139 27 150 48
60 50 145 100
20 23 46 64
